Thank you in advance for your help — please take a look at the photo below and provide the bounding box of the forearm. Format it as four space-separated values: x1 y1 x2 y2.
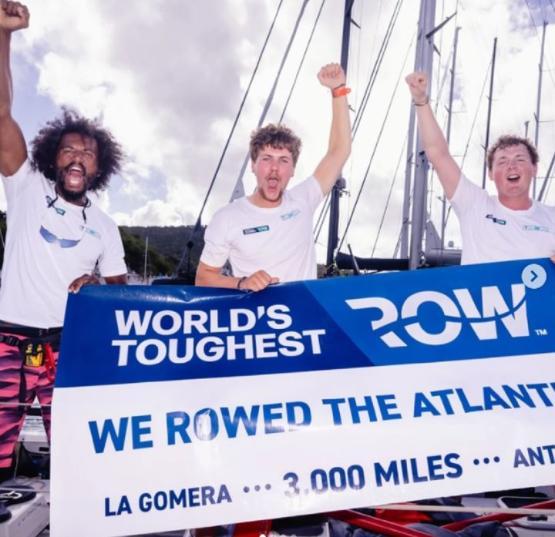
195 264 241 289
405 72 460 198
313 92 352 193
0 29 12 118
414 102 461 198
105 274 127 285
0 28 25 175
414 102 450 163
328 93 351 162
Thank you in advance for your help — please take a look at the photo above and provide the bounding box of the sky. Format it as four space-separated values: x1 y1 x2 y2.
7 0 555 265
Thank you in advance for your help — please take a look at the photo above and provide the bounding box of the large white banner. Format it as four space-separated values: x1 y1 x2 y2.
51 259 555 536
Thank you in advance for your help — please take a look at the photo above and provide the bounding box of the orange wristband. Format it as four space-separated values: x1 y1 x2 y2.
332 85 351 98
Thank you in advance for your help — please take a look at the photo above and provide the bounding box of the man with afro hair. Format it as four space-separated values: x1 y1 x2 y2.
0 1 127 480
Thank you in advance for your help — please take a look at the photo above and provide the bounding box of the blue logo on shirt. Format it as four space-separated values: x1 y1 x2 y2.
486 214 506 225
243 225 270 235
280 209 300 221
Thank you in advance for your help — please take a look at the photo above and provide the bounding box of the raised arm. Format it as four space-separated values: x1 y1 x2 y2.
312 63 352 195
0 1 28 176
405 72 461 199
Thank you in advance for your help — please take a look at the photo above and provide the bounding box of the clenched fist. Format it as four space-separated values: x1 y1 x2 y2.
318 63 346 90
0 1 29 32
240 270 279 292
405 71 428 105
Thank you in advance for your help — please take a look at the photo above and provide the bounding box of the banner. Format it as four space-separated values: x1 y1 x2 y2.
51 258 555 536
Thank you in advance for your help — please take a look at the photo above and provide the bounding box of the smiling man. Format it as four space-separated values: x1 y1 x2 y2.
405 71 555 265
196 63 351 291
0 1 127 480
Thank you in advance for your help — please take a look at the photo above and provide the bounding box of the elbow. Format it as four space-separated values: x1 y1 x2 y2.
0 103 11 121
344 140 352 160
195 269 210 287
330 143 351 169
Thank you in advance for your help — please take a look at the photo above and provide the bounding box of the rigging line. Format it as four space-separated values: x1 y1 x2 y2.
313 188 330 240
440 59 490 233
176 17 288 275
539 151 555 201
357 0 381 105
525 0 539 27
337 33 415 254
433 0 446 107
434 46 453 114
524 0 555 89
314 191 331 235
175 0 284 273
315 0 356 246
234 0 310 187
392 224 403 258
545 174 554 200
190 0 284 231
351 0 402 138
279 0 327 123
313 192 329 233
370 133 408 257
460 59 490 171
351 0 403 138
314 193 332 243
429 50 456 199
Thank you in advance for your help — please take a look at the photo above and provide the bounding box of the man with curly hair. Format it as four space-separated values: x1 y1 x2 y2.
405 71 555 265
0 0 127 480
196 63 351 291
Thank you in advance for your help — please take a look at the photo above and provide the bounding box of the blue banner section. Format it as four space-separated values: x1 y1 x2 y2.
57 258 555 388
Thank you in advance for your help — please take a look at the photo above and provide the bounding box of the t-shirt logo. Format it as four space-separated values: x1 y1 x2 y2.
486 214 506 225
280 209 300 221
242 225 270 235
523 224 549 232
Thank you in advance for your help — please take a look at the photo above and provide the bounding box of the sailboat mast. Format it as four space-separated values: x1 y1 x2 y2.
325 0 354 273
533 20 547 198
440 25 461 251
481 37 497 189
407 0 436 270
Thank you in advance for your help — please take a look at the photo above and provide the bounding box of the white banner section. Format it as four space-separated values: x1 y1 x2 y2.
52 353 555 536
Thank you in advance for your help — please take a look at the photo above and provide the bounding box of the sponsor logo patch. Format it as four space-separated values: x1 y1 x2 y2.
242 225 270 235
523 224 549 232
486 214 506 225
280 209 300 221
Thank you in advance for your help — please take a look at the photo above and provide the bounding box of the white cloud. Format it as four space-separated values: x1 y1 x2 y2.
11 0 555 263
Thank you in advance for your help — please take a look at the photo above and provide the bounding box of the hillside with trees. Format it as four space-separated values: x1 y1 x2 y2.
0 213 205 282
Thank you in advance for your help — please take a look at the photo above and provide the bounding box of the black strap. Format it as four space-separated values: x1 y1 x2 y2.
0 333 60 351
0 324 62 338
0 334 22 348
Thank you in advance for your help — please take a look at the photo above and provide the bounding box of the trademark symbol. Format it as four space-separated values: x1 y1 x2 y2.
535 328 548 336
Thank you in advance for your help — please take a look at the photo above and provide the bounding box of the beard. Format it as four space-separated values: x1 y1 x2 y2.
258 187 284 203
55 164 91 203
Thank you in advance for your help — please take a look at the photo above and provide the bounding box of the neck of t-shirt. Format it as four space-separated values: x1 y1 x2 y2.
497 195 533 212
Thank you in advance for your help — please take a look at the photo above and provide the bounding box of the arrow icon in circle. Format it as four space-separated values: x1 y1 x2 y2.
521 263 547 289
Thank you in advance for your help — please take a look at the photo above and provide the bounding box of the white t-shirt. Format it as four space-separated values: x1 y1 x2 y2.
201 177 323 283
450 174 555 265
0 161 127 328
